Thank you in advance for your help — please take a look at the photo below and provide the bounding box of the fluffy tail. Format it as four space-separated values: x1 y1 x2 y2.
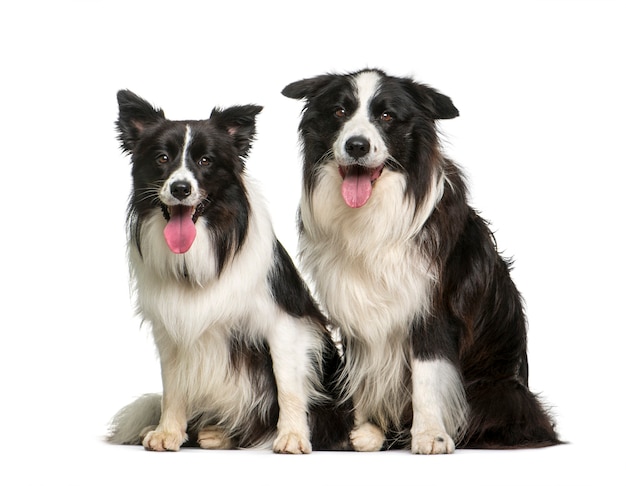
460 380 561 449
107 393 161 445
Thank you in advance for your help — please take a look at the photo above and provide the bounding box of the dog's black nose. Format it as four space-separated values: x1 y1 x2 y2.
345 136 371 159
170 181 192 200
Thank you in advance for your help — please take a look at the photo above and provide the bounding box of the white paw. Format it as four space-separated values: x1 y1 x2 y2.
139 425 157 442
197 426 233 450
142 429 186 451
411 430 455 454
350 422 385 452
273 432 312 454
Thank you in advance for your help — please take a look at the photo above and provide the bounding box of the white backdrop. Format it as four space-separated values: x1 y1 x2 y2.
2 1 624 484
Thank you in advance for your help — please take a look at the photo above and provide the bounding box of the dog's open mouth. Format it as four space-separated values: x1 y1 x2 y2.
338 164 384 208
161 204 204 254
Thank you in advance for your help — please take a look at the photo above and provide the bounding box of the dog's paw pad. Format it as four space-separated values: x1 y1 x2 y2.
350 422 385 452
411 430 455 454
197 426 232 450
273 432 312 454
142 430 185 452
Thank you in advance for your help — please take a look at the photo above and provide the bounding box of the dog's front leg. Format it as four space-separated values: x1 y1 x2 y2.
143 356 188 451
410 357 468 454
268 316 314 454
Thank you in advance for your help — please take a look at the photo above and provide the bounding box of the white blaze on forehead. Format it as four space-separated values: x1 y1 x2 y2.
352 70 382 110
180 124 192 167
160 124 200 205
333 71 388 167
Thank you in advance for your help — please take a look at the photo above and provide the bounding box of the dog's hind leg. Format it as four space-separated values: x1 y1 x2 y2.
197 425 233 450
349 408 386 452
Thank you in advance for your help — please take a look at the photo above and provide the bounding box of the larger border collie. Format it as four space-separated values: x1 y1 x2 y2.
282 68 560 453
107 90 348 452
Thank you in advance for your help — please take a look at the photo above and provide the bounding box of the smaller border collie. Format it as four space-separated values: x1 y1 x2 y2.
107 90 348 452
282 68 560 453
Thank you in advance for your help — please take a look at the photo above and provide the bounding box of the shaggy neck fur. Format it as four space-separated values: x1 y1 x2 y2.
300 163 445 430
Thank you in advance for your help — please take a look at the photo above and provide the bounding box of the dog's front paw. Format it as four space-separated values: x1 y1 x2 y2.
350 422 385 452
142 429 186 452
273 432 312 454
411 430 455 454
197 426 233 450
139 425 157 442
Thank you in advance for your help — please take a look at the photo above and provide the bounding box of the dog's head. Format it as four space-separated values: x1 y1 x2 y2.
116 90 262 254
282 69 458 208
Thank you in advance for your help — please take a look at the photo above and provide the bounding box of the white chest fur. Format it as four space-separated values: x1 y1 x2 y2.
129 178 276 347
300 166 441 342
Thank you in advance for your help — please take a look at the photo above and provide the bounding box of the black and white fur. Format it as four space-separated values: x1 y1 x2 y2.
107 90 348 452
282 69 560 453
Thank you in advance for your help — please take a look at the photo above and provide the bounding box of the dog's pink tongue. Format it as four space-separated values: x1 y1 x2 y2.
341 166 372 208
163 206 196 254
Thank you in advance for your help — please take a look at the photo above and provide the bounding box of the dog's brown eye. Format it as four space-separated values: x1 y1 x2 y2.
199 156 212 167
156 154 169 164
381 112 393 122
334 107 347 118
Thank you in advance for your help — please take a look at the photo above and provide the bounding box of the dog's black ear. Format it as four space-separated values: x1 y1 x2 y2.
210 104 263 158
409 82 459 120
281 75 335 100
116 90 166 153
